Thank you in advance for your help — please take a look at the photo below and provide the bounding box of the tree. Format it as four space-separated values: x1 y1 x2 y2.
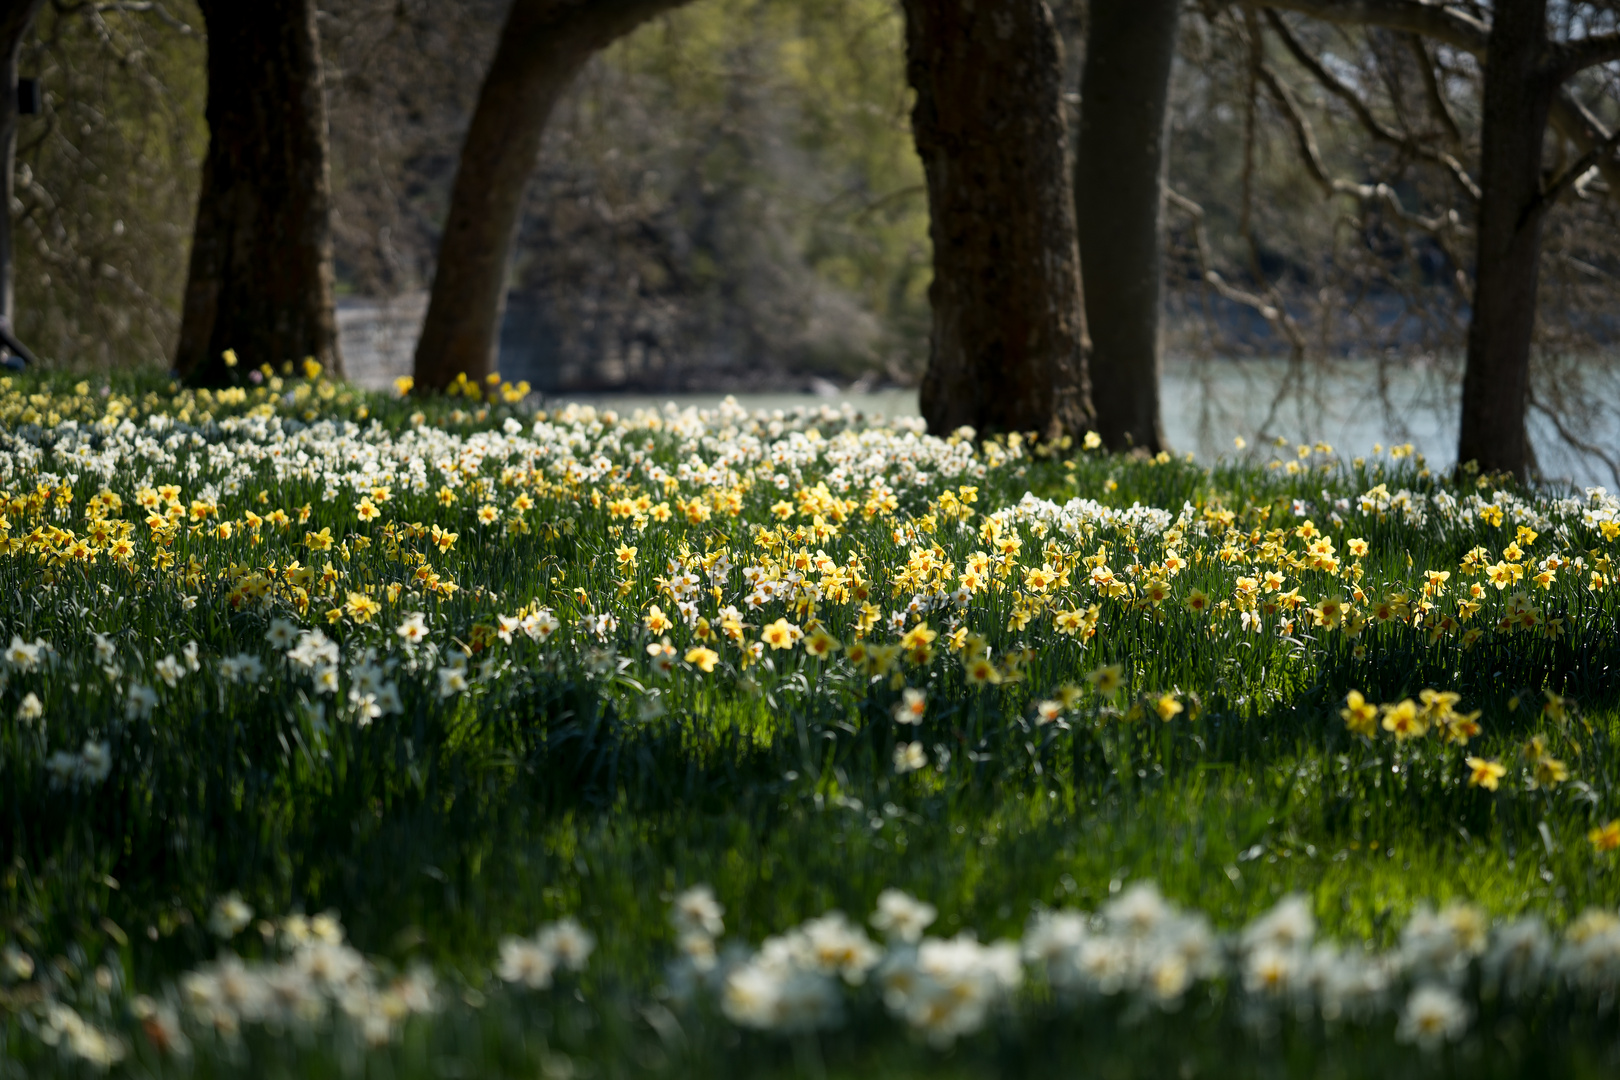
901 0 1092 442
0 0 45 365
1456 0 1553 478
1074 0 1181 453
175 0 340 386
1255 0 1620 479
12 3 206 370
411 0 693 393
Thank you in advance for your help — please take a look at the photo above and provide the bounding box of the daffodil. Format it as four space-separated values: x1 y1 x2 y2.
761 618 799 651
894 687 927 725
1340 690 1379 738
899 623 937 652
645 605 674 635
1533 756 1568 788
1465 757 1506 791
1086 663 1123 696
893 741 927 774
804 629 840 658
344 592 381 623
1589 821 1620 852
965 656 1001 686
1380 699 1426 740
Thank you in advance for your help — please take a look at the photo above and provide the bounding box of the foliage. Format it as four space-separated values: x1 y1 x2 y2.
514 0 930 389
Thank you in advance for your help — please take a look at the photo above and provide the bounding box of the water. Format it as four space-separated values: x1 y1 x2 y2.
337 296 1620 490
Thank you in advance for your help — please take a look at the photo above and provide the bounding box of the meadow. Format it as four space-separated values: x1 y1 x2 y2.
3 365 1620 1077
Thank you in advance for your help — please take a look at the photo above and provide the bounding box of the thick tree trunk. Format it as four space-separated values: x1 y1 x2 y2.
0 0 45 348
412 0 690 392
176 0 340 386
1074 0 1178 453
1456 0 1552 480
901 0 1093 442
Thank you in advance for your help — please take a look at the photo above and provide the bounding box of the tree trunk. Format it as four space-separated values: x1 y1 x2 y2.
175 0 340 386
1074 0 1178 453
412 0 690 393
0 0 44 351
901 0 1093 442
1456 0 1552 480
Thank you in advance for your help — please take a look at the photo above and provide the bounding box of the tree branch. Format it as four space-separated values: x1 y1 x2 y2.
1548 90 1620 200
1262 1 1620 204
1529 388 1620 491
1264 10 1481 199
52 1 198 35
1406 32 1462 146
1533 123 1620 216
1166 187 1312 357
1249 0 1487 53
1258 58 1465 239
1546 31 1620 84
1255 61 1333 193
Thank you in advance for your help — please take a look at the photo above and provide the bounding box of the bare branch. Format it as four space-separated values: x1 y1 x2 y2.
1258 58 1465 239
1165 187 1313 358
1535 123 1620 213
1405 32 1462 146
1265 11 1402 143
1262 1 1620 205
1548 90 1620 203
1254 62 1333 193
1264 10 1481 199
1546 31 1620 84
53 1 197 34
1249 0 1487 53
1529 388 1620 491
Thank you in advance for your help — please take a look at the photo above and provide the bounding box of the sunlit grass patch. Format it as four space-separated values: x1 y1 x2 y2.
3 370 1620 1075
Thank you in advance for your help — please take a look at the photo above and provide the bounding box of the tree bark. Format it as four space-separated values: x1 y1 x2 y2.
175 0 340 386
1455 0 1552 480
901 0 1093 442
1074 0 1179 453
0 0 45 349
412 0 691 393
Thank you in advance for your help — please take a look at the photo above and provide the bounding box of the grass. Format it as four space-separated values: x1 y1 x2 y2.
2 367 1620 1076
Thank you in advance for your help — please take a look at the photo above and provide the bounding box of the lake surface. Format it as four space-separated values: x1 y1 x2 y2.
337 296 1620 490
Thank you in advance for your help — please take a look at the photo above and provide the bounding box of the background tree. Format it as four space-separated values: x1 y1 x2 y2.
320 0 507 302
8 2 204 370
323 0 927 394
10 0 1620 489
411 0 695 393
1247 0 1620 479
1456 0 1619 477
175 0 340 385
1074 0 1181 453
901 0 1092 441
0 0 46 360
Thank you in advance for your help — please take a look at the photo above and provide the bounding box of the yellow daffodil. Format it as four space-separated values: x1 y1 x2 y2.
645 605 674 635
1466 757 1506 791
1086 663 1123 696
684 646 720 673
1341 690 1379 737
1380 699 1426 740
762 618 798 651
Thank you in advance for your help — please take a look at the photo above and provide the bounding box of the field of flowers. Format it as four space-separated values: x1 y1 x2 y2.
4 366 1620 1077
